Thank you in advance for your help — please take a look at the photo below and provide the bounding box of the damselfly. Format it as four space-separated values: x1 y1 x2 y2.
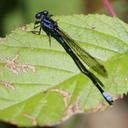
33 10 113 105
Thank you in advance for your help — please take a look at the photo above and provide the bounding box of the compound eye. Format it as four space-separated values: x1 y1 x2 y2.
35 13 41 19
43 10 49 15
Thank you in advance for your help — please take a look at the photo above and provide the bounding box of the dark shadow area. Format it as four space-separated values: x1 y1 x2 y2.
0 0 27 37
0 121 18 128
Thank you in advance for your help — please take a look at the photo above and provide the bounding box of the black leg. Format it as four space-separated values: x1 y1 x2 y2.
49 14 53 18
38 27 41 35
31 21 42 34
32 25 41 35
34 21 40 27
31 28 41 34
34 24 40 29
46 32 51 46
33 21 41 30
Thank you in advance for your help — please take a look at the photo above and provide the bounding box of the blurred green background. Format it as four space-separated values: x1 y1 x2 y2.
0 0 128 37
0 0 128 128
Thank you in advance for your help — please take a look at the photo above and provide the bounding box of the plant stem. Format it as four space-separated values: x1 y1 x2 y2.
103 0 117 16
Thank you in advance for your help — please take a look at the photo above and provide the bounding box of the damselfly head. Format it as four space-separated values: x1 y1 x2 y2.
43 10 49 15
35 10 49 19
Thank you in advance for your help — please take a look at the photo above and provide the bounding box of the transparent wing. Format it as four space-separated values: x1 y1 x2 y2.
58 28 108 77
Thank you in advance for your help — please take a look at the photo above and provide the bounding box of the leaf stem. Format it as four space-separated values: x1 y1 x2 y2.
102 0 117 16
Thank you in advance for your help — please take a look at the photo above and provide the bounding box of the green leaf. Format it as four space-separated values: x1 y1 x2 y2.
0 14 128 126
